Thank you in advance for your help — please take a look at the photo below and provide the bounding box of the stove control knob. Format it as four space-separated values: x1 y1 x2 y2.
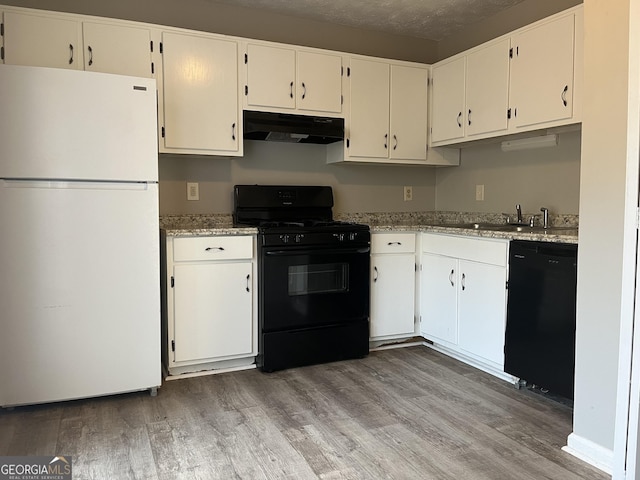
349 232 356 241
295 234 304 243
279 234 290 244
333 233 345 242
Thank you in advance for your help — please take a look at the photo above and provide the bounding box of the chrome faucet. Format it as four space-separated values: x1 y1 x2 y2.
516 204 523 224
540 207 549 228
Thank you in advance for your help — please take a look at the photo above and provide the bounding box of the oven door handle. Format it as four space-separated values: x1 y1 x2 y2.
264 246 370 256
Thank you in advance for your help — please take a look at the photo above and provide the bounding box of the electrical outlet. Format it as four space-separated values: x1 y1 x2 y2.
187 182 199 201
404 186 413 202
475 184 485 201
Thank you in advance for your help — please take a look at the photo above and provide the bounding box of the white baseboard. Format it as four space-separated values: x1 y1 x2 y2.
563 433 613 475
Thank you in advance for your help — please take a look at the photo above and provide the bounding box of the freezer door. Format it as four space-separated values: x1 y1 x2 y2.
0 65 157 181
0 180 160 406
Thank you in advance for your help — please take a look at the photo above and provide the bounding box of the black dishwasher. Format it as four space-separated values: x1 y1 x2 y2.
504 240 578 400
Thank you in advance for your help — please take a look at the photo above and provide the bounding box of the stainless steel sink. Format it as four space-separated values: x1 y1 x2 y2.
437 222 577 233
437 222 502 230
485 224 578 233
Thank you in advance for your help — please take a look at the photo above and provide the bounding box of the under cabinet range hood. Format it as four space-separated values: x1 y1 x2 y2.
243 111 344 144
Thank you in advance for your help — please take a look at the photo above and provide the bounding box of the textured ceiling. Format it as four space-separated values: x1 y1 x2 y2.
204 0 527 40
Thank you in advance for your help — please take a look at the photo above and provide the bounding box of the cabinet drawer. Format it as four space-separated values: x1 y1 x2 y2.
173 235 253 262
422 233 507 267
372 233 416 254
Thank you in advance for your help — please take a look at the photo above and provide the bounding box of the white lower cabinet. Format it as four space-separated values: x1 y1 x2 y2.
370 233 416 339
420 233 509 376
162 234 257 376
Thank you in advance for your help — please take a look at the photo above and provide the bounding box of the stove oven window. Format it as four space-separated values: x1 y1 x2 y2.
288 263 349 296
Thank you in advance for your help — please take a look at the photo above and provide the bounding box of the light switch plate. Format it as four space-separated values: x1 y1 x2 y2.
187 182 199 201
475 184 485 201
404 186 413 202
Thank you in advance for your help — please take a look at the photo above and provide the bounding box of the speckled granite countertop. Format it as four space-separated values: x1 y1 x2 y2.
371 224 578 244
160 214 256 237
160 212 578 244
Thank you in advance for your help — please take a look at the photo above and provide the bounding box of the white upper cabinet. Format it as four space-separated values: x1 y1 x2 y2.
3 11 152 77
430 6 582 147
245 43 296 110
3 11 82 70
465 38 510 138
430 57 465 144
509 14 575 130
297 50 342 113
82 22 152 78
245 43 342 114
332 56 458 165
160 31 240 155
390 65 429 160
347 58 390 158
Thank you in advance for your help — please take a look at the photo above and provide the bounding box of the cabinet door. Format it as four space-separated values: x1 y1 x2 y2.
389 65 427 161
161 32 239 154
3 11 82 69
430 57 465 143
83 22 152 78
246 43 296 110
370 254 416 338
457 260 507 366
297 51 342 113
348 58 390 158
173 262 253 363
509 14 575 129
420 254 458 344
465 39 510 138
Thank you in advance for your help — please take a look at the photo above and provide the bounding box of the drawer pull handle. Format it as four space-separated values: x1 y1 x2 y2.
205 247 225 251
246 274 250 292
387 242 402 246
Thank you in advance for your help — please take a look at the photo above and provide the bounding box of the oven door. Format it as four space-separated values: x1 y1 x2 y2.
261 244 370 332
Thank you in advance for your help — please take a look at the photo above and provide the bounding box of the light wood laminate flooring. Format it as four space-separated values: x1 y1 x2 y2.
0 346 607 479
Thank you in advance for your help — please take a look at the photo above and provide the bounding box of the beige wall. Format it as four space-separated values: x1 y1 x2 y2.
159 141 437 215
569 0 640 468
2 0 438 63
437 0 582 60
435 131 581 215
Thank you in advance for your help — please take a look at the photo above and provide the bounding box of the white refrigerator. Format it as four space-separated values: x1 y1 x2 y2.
0 65 161 407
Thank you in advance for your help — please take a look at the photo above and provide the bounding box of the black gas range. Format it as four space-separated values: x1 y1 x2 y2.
234 185 371 372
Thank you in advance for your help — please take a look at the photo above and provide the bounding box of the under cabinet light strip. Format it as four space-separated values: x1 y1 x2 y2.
501 134 558 152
